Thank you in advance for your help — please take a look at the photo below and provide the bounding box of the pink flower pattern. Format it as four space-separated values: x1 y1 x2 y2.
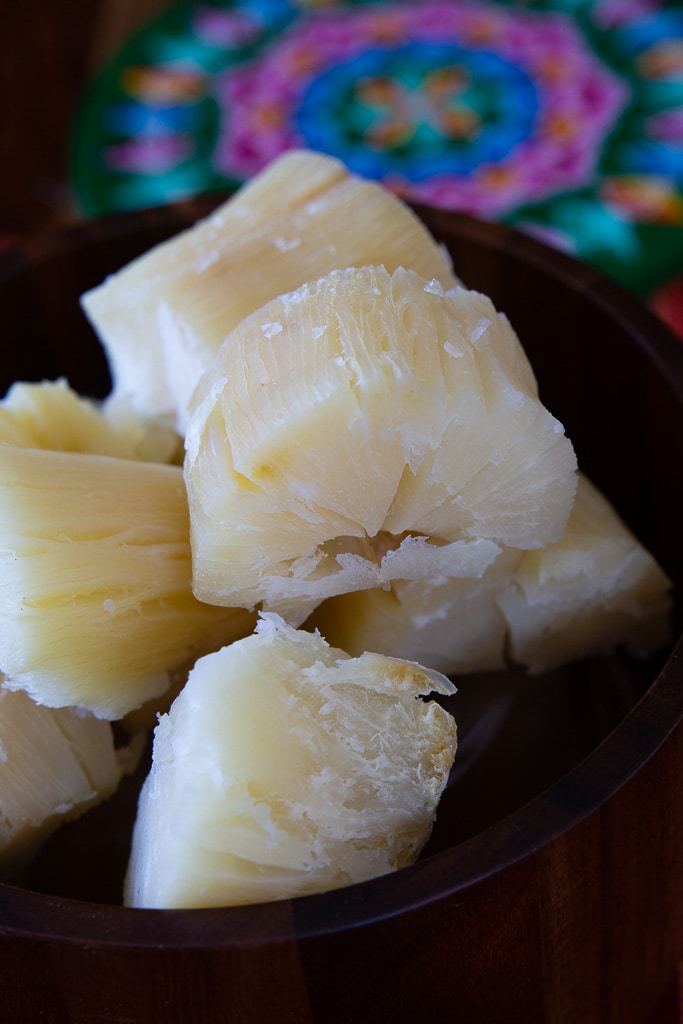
214 1 628 216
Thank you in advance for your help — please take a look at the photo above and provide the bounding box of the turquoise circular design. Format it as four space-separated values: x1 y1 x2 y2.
294 43 539 182
72 0 683 295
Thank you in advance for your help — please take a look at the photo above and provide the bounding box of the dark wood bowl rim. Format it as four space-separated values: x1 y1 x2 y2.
0 202 681 949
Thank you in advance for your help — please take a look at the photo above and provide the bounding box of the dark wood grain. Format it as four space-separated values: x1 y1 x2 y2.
0 205 681 1022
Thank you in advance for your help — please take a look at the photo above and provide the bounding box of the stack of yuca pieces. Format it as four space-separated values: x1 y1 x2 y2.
0 153 461 894
0 151 671 908
0 382 255 872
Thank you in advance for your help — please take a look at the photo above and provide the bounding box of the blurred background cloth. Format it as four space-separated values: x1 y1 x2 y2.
2 0 683 332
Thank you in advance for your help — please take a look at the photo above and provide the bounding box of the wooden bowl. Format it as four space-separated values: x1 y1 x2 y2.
0 202 681 1024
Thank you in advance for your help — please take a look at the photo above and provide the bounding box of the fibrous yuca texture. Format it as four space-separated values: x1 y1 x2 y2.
0 687 121 877
125 614 456 909
81 150 457 431
0 379 179 463
101 392 182 464
310 549 523 675
498 474 672 673
0 445 255 719
186 265 577 625
312 476 671 675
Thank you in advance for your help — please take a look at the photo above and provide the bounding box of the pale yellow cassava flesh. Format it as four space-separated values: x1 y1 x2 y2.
0 687 121 877
0 445 254 719
125 615 456 909
81 150 456 430
185 265 577 624
311 476 671 675
0 378 179 463
498 474 672 672
310 549 522 675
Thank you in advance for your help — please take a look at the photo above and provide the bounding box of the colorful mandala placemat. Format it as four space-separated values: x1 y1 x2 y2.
72 0 683 296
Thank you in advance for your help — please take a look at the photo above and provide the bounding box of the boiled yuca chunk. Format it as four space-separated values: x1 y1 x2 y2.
185 266 577 625
0 378 179 463
100 392 182 464
310 550 523 675
0 687 121 877
125 614 456 909
0 445 254 720
498 474 672 673
310 475 671 674
81 150 456 430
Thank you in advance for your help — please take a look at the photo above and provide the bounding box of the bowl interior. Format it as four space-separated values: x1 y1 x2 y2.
0 202 681 937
